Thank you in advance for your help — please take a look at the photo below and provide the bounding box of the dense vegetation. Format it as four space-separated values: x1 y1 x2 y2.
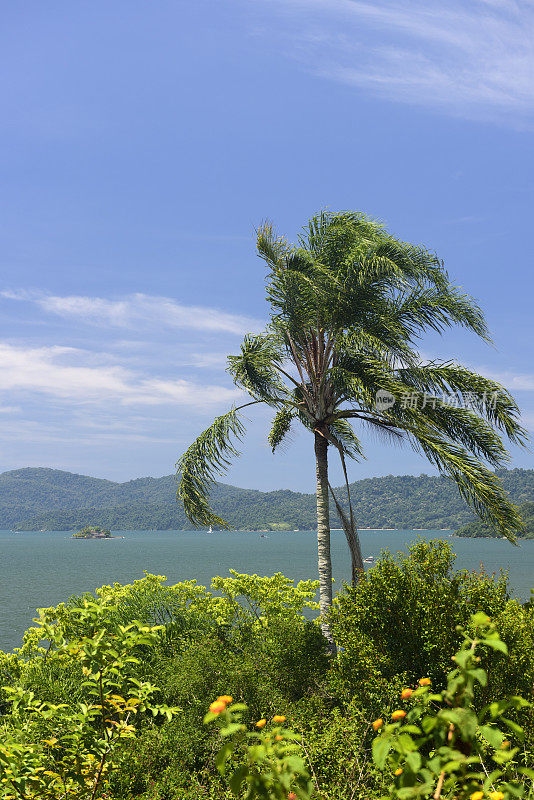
2 467 533 533
457 502 534 538
2 540 534 798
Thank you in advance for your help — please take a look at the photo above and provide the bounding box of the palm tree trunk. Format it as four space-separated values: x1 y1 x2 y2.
314 430 337 655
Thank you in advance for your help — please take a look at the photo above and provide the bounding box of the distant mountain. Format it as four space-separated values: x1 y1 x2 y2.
1 467 533 533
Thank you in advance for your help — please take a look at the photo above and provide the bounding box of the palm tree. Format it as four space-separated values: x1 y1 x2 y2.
176 211 527 651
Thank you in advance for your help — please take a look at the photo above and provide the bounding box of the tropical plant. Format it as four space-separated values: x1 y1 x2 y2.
205 696 313 800
176 210 526 649
371 613 533 799
0 595 177 799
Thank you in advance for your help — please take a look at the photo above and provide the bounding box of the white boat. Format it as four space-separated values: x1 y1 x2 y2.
207 525 213 533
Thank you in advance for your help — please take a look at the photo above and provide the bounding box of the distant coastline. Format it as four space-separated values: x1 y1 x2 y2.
1 466 532 535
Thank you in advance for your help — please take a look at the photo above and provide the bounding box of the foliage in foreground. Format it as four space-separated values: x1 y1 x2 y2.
208 615 533 799
1 540 534 799
0 598 177 799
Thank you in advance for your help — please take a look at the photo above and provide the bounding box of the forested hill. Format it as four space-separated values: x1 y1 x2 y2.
1 467 533 532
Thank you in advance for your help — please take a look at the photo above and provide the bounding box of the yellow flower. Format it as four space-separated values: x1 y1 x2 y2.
43 738 58 747
470 792 484 800
394 768 403 776
391 710 406 721
273 715 286 723
489 793 504 800
372 718 383 730
256 719 267 728
401 688 413 700
275 734 283 741
218 695 233 704
418 677 431 686
209 700 227 715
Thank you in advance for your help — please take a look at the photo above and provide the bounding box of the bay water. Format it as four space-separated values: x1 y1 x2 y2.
1 528 533 653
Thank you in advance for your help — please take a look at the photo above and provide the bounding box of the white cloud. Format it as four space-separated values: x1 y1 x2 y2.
470 363 534 393
1 290 263 336
260 0 534 123
0 342 241 408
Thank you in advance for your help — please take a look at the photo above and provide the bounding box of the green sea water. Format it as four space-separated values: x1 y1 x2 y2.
1 528 532 653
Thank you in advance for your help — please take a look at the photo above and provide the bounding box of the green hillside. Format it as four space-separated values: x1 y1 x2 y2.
0 466 532 532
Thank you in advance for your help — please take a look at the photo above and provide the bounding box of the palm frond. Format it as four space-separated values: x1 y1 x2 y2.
227 334 287 404
389 403 510 468
176 406 256 529
396 363 527 445
391 286 490 342
408 430 524 541
256 221 292 270
327 418 364 461
268 407 295 452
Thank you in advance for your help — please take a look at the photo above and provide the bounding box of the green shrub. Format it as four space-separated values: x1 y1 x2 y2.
3 545 534 799
330 540 511 690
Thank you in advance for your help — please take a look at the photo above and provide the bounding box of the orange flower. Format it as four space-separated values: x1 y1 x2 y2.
218 695 233 704
394 768 403 776
209 700 226 715
288 794 297 800
418 678 431 687
470 792 484 800
391 710 406 721
275 734 283 741
372 718 383 731
501 740 510 749
401 688 413 700
256 719 267 729
273 715 286 723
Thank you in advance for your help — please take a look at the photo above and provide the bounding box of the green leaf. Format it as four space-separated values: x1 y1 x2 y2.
478 724 504 749
215 742 233 774
501 718 525 741
220 723 244 737
481 637 508 655
372 736 391 770
470 668 487 687
421 716 437 734
229 765 248 796
405 751 422 772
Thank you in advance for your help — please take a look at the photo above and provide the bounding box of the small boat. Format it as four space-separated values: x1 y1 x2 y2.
207 526 213 533
363 556 375 563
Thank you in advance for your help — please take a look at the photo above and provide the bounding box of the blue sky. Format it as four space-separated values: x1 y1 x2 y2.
0 0 532 491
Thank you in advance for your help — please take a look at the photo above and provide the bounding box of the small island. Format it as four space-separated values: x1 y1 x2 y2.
72 525 113 539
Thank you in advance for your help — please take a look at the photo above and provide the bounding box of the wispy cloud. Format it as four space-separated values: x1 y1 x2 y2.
477 367 534 393
261 0 534 123
0 342 241 408
2 290 263 336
